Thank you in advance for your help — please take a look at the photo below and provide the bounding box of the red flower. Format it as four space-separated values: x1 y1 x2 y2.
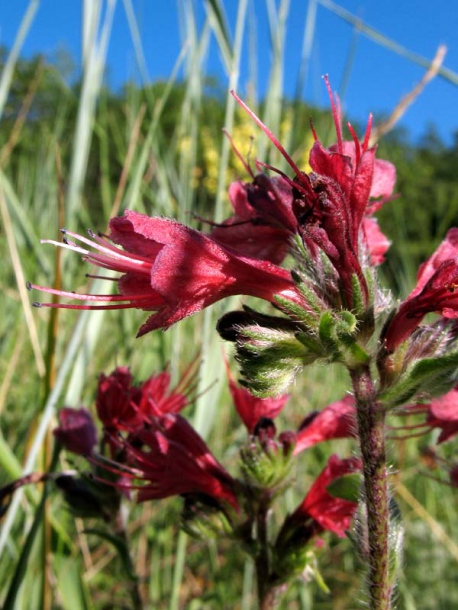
294 395 356 455
232 78 395 308
210 176 296 264
289 455 361 537
425 386 458 443
226 365 290 433
113 413 240 511
30 211 307 336
54 407 98 456
96 365 192 432
384 229 458 351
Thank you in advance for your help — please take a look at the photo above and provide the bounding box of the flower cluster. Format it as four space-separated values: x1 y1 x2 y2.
29 78 395 347
26 76 458 607
52 361 361 582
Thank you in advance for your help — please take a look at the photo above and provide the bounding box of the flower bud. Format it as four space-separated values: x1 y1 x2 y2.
55 473 120 522
318 311 370 368
180 496 236 540
218 307 324 397
240 431 295 490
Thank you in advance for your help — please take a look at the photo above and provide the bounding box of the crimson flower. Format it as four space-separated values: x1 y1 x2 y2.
110 413 240 511
294 395 356 455
425 386 458 443
54 407 98 456
210 176 297 265
232 78 395 309
96 365 192 432
29 211 307 337
226 363 290 433
287 455 361 537
384 229 458 351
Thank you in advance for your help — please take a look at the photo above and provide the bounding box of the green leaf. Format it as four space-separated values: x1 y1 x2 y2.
326 472 362 503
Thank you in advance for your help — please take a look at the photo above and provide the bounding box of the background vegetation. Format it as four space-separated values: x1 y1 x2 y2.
1 1 458 608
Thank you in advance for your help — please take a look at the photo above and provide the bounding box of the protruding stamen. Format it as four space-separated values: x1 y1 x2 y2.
255 160 312 199
362 114 373 154
231 90 303 179
223 128 255 179
323 75 343 153
85 273 119 281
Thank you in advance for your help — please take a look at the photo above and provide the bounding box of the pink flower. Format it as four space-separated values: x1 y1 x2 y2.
289 455 361 537
226 363 290 433
294 395 356 455
384 229 458 351
362 217 391 266
113 413 240 511
54 407 98 456
425 386 458 443
30 211 307 337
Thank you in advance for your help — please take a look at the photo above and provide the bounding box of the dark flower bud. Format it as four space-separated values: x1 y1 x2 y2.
55 473 120 522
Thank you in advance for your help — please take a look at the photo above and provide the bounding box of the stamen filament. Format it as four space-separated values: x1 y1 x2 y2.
231 90 303 179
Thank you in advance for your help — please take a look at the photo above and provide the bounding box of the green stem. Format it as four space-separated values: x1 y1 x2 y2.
351 365 391 610
113 512 144 610
254 496 282 610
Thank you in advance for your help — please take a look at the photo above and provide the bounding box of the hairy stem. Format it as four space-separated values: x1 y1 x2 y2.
351 365 391 610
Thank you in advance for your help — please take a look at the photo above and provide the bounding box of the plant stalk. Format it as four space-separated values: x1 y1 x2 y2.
255 496 281 610
351 365 391 610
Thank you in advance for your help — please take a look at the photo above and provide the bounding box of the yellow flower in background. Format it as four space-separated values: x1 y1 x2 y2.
181 105 315 197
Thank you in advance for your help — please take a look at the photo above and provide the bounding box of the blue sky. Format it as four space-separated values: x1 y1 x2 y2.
1 0 458 144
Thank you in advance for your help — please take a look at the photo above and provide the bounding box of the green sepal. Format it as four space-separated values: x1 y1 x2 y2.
290 270 325 315
318 311 370 367
180 499 235 540
274 292 319 329
236 326 321 397
379 350 458 409
240 437 294 489
326 472 362 503
351 272 366 317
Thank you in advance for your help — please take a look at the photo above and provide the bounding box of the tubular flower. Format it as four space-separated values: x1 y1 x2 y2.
96 365 193 433
54 407 98 456
29 210 309 337
111 413 240 511
425 386 458 443
210 176 297 265
293 395 356 455
288 455 361 537
232 77 395 310
384 229 458 351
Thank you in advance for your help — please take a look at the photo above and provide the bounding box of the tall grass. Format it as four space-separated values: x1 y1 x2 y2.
1 1 457 609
